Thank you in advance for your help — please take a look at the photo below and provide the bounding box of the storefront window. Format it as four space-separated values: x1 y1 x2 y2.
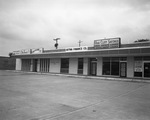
103 58 110 75
61 58 69 73
143 56 150 61
144 62 150 77
111 57 119 75
134 57 143 77
134 72 142 77
78 58 83 74
103 57 125 76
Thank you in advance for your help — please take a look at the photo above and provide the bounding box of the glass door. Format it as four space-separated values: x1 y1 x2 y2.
60 58 69 73
89 58 97 76
144 62 150 78
120 62 127 77
91 62 97 75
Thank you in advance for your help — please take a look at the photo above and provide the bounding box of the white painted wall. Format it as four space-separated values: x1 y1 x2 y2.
16 58 22 70
97 57 102 76
49 58 60 73
69 58 78 74
83 58 88 75
30 59 33 72
127 56 134 78
37 59 40 72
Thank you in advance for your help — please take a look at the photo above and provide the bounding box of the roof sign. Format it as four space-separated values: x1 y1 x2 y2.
94 38 121 49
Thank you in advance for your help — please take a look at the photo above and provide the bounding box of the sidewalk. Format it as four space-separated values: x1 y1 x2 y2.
10 70 150 83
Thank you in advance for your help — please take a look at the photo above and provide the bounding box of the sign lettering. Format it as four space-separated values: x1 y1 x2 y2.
65 46 88 52
94 38 121 49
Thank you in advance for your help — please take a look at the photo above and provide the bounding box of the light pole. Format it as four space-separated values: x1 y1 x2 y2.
78 40 82 47
53 38 60 49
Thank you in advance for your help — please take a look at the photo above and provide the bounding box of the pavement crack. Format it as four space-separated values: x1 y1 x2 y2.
31 84 148 120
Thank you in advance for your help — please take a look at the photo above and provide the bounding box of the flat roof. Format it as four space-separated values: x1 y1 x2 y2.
12 45 150 59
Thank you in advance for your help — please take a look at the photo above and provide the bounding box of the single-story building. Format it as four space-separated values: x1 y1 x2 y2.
11 38 150 79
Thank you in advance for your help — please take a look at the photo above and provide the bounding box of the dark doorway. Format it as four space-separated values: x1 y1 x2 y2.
144 62 150 78
120 62 127 77
78 58 83 74
33 59 38 72
89 58 97 76
60 58 69 73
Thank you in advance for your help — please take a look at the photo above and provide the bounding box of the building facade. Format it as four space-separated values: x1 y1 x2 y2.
12 38 150 79
0 56 16 70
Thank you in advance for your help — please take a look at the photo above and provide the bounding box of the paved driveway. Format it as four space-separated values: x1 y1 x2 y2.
0 70 150 120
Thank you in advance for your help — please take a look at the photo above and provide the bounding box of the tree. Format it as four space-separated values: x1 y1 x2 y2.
134 39 150 43
9 52 13 57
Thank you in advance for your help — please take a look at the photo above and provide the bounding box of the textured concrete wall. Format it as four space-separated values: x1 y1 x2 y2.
50 58 60 73
69 58 78 74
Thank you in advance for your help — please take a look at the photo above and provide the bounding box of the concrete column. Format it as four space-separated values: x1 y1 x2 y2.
83 58 89 75
97 57 103 76
37 59 40 72
49 59 51 72
50 58 60 73
69 58 78 74
16 58 22 71
127 56 134 78
30 59 33 72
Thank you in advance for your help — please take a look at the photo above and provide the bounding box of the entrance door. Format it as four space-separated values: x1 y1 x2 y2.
33 59 38 72
144 62 150 77
120 62 127 77
91 62 97 75
89 58 97 76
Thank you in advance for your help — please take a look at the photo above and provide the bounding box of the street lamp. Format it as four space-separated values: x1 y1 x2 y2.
53 38 60 49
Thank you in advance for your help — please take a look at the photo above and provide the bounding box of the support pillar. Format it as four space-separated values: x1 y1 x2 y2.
83 58 88 75
16 58 22 71
37 59 40 72
69 58 78 74
127 56 134 78
30 59 33 72
97 57 103 76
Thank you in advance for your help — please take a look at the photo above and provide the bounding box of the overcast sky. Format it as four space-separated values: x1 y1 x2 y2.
0 0 150 56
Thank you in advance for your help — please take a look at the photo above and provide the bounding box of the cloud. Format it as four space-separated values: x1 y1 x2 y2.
125 0 150 11
0 0 150 56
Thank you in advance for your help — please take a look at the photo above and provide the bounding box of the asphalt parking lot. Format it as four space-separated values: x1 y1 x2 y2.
0 70 150 120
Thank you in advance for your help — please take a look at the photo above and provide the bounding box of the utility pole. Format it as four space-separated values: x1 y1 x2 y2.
53 38 60 49
78 40 82 47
